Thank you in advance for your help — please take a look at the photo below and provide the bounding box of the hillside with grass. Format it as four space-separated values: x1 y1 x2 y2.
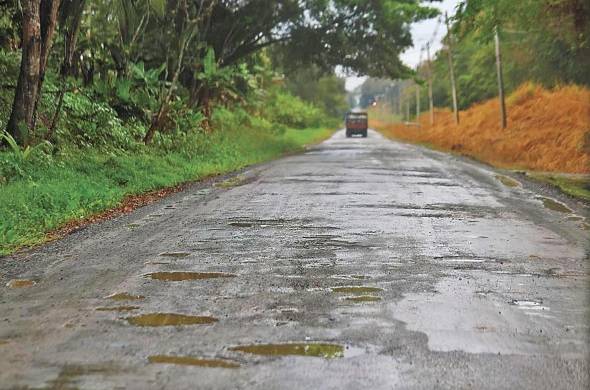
371 84 589 174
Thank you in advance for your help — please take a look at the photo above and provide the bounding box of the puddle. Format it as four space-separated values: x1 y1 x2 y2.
229 222 253 228
229 343 346 359
215 175 250 189
146 272 236 281
159 252 191 258
0 339 8 345
126 313 218 327
149 214 164 218
43 364 114 389
332 275 370 280
495 175 520 188
566 215 584 222
438 258 486 263
538 197 572 213
344 295 381 302
148 355 239 368
106 293 145 301
6 279 36 288
583 223 590 231
96 306 140 312
332 286 383 294
509 300 549 311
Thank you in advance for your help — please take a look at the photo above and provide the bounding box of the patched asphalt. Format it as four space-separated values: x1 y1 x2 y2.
1 130 589 389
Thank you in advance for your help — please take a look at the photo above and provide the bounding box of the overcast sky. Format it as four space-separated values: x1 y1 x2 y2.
345 0 461 91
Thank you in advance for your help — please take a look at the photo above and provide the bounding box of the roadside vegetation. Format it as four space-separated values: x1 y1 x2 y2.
0 1 438 255
371 84 590 174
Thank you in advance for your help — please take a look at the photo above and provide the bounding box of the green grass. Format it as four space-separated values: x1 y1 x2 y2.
528 173 590 202
0 126 334 255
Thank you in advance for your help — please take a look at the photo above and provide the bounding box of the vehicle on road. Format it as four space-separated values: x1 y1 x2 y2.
345 111 368 138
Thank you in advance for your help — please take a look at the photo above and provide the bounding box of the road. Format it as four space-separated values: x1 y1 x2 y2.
1 130 589 389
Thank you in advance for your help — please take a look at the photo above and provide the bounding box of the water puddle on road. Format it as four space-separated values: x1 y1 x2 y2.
509 300 549 311
229 343 346 359
538 197 572 213
146 272 236 281
229 222 253 228
127 223 141 230
0 339 8 345
495 175 520 188
331 275 370 280
566 215 584 222
332 286 383 294
159 252 191 258
6 279 36 288
96 306 140 312
148 355 240 368
343 295 382 303
107 293 145 301
126 313 218 327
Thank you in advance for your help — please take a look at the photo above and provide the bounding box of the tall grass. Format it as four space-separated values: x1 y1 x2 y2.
371 84 590 174
0 126 333 255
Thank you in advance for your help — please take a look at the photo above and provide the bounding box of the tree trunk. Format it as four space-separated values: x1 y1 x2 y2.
48 0 86 140
6 0 42 145
32 0 62 130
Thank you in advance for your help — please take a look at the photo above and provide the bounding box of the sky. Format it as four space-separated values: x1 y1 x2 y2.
345 0 461 91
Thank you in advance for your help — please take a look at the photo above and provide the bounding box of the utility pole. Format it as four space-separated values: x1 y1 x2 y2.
426 42 434 126
495 25 507 129
416 82 420 125
398 86 403 121
445 12 459 125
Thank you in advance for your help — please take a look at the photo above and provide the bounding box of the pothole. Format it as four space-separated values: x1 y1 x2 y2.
159 252 191 258
509 299 549 311
148 355 240 368
125 313 218 327
229 222 253 228
6 279 36 288
332 275 370 280
332 286 383 294
229 343 348 359
343 295 381 302
495 175 520 188
96 306 140 312
145 272 236 281
538 197 572 213
106 293 145 301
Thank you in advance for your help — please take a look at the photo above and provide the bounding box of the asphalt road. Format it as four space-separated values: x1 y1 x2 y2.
1 130 589 389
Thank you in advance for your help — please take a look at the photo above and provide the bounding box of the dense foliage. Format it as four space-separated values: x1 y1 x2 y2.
353 0 590 112
429 0 590 109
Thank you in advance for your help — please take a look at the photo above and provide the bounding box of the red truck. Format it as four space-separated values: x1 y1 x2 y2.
345 111 368 138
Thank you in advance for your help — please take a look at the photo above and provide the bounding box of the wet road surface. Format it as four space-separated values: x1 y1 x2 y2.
1 130 589 389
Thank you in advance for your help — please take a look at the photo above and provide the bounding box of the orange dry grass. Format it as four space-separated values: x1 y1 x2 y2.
372 84 590 173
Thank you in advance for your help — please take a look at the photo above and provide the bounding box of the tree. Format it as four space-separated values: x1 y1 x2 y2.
6 0 61 145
